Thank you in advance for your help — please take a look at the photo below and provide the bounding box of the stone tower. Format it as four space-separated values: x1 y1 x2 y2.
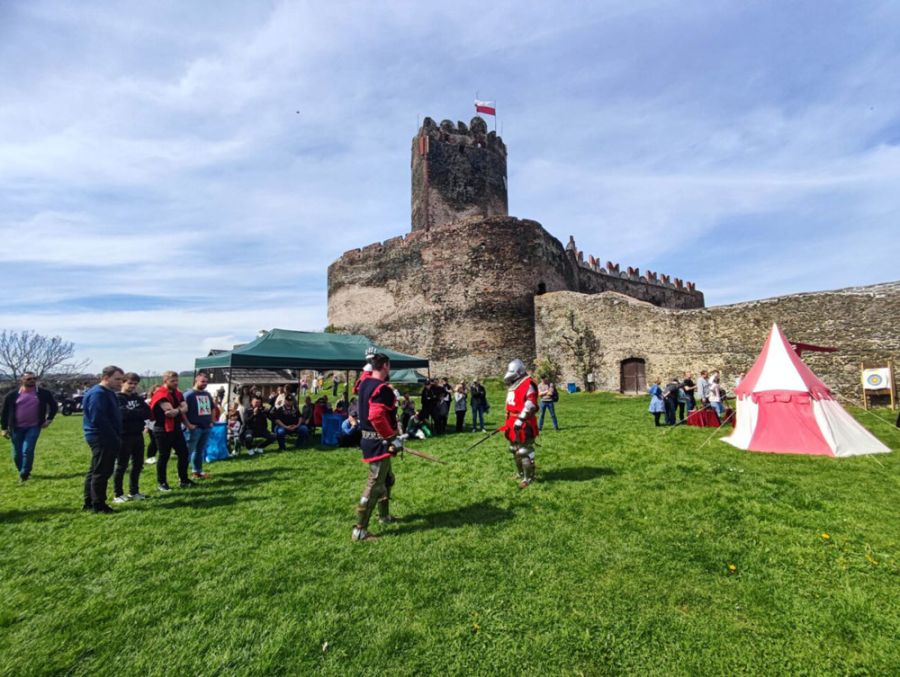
410 116 508 232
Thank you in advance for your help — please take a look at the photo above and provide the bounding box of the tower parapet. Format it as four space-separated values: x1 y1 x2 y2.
411 116 508 232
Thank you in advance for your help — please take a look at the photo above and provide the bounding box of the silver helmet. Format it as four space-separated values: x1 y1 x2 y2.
503 359 527 386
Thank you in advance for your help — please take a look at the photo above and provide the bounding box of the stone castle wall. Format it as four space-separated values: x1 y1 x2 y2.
534 282 900 400
328 217 705 377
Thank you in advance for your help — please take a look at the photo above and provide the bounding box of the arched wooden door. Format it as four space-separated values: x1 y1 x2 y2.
620 358 646 394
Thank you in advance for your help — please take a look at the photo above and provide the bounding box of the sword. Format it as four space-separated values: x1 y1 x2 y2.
464 427 503 452
399 445 447 465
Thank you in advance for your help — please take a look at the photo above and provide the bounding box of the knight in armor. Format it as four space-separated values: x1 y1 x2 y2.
351 350 402 542
500 359 540 488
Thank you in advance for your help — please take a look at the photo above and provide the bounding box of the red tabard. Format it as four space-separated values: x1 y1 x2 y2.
149 386 184 433
501 377 539 443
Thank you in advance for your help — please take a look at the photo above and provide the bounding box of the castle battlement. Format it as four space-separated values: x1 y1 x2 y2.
411 115 508 232
565 235 701 295
416 116 507 156
337 228 424 262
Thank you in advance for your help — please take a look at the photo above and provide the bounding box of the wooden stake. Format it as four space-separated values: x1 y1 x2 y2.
861 362 867 409
888 360 897 411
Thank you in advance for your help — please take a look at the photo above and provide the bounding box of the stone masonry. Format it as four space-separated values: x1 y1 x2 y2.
411 116 508 232
534 282 900 400
328 116 704 377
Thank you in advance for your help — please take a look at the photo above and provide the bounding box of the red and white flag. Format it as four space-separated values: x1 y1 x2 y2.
474 99 496 116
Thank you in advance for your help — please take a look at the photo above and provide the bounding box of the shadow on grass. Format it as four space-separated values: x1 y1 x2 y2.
154 494 269 510
541 466 615 482
210 466 292 484
386 500 513 536
34 472 85 481
307 445 355 453
0 506 74 523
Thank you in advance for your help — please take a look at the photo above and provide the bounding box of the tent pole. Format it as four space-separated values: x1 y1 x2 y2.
345 370 350 402
888 360 897 411
861 362 868 410
227 367 233 408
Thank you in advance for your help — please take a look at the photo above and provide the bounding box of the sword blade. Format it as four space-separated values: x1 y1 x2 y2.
463 427 502 452
402 446 448 465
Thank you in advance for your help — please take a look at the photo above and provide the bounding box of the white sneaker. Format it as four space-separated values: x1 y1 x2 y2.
246 449 255 456
128 493 148 500
112 495 129 503
256 447 264 454
145 457 157 465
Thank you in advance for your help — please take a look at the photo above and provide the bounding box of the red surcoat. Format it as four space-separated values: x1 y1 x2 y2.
501 377 539 443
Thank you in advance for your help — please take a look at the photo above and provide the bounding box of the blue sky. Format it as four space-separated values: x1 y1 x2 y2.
1 1 898 373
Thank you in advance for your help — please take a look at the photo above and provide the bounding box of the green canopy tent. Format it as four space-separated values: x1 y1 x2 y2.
194 329 430 405
195 329 429 371
389 369 429 385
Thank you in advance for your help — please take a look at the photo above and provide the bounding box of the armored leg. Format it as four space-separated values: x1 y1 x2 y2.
378 470 396 522
355 458 391 530
516 445 536 486
509 443 524 479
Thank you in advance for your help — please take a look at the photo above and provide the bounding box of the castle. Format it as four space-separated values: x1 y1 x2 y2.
328 116 899 397
328 117 704 373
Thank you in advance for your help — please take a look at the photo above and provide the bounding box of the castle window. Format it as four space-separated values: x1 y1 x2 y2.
459 144 465 154
536 282 547 295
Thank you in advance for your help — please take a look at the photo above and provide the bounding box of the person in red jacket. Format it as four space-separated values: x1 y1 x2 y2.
500 359 539 488
149 371 193 491
351 351 402 542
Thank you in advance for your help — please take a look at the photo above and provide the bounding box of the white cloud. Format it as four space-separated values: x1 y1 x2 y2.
1 0 898 369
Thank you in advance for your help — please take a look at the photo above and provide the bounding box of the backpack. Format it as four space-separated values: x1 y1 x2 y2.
551 385 559 403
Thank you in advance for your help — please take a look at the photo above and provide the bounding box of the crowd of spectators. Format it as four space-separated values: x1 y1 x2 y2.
2 368 565 513
414 377 496 437
648 370 741 426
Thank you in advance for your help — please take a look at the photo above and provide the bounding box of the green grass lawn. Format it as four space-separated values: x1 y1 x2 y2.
1 390 898 676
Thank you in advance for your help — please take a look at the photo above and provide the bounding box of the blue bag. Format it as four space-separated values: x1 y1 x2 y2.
205 422 230 462
320 414 346 446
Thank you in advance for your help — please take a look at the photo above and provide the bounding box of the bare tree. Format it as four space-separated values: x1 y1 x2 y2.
0 330 91 381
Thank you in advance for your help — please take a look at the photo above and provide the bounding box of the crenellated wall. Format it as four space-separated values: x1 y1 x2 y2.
328 217 704 377
534 282 900 400
563 236 701 300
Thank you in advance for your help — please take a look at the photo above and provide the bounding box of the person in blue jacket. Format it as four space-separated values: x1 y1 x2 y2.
648 378 666 427
82 366 124 513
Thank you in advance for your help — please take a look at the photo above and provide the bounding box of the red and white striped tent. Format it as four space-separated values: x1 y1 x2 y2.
722 324 890 457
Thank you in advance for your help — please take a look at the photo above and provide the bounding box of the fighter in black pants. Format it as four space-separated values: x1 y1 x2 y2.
352 351 402 542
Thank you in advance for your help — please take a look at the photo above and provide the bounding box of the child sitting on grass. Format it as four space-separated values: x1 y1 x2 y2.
405 410 432 440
